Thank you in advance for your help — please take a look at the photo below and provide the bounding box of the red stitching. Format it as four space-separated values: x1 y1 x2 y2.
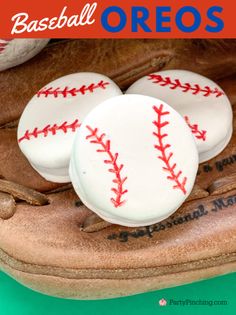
184 116 207 141
36 80 110 98
152 105 187 195
0 39 13 54
18 119 81 143
86 126 128 208
0 43 8 53
148 74 224 98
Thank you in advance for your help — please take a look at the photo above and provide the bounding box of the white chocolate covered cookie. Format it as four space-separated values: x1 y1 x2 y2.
17 72 122 183
69 95 198 227
0 39 49 71
126 70 233 163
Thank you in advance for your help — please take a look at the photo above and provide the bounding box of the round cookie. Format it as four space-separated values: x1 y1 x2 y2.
0 39 50 71
126 70 233 163
70 94 198 227
17 72 122 183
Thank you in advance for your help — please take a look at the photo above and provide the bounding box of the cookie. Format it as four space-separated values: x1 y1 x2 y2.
126 70 233 163
70 94 198 227
0 39 49 71
17 72 122 183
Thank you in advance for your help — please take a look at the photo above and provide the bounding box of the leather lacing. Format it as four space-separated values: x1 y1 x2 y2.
1 173 236 229
81 174 236 233
0 178 49 220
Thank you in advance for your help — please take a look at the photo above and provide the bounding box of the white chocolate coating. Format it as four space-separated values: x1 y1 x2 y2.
0 39 50 71
17 72 122 182
126 70 233 163
70 95 198 227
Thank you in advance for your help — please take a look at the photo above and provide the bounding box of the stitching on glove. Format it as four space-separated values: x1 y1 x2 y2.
152 105 187 195
18 119 81 143
184 116 207 141
36 80 110 98
148 74 224 98
86 126 128 208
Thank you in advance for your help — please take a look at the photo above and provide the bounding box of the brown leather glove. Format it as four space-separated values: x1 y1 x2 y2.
0 39 236 300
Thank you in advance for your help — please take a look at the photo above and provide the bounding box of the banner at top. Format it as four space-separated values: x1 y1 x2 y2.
0 0 234 38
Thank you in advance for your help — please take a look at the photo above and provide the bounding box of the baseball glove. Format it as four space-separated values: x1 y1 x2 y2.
0 39 236 300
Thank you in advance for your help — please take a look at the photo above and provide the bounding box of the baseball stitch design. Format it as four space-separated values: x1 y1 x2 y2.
86 126 128 208
152 105 187 195
0 39 13 54
148 74 224 98
37 80 110 98
18 119 81 143
184 116 207 141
